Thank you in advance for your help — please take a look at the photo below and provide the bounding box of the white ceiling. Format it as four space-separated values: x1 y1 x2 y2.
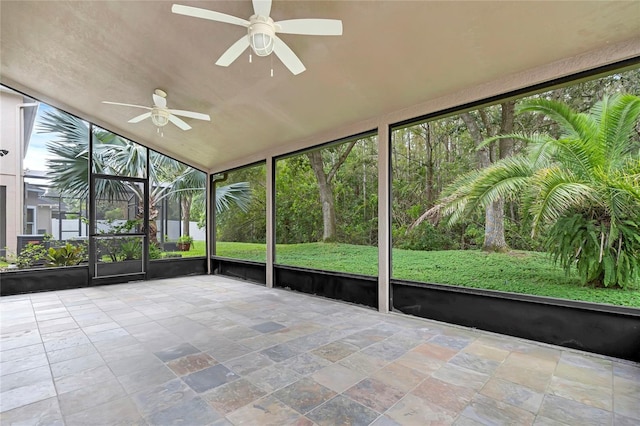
2 1 639 172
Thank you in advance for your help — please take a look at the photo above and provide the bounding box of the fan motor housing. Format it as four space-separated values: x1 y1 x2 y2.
248 16 276 56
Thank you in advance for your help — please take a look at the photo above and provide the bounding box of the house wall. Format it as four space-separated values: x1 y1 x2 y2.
0 89 23 256
36 206 51 235
24 190 52 235
0 87 38 256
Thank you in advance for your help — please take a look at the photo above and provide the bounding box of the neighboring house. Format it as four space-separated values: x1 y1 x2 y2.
23 170 55 236
0 86 39 257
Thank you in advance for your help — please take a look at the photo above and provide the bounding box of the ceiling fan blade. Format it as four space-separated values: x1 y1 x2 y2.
172 4 249 27
152 93 167 108
169 109 211 121
216 36 250 66
252 0 271 17
102 101 151 110
128 112 151 123
169 114 192 131
272 36 306 75
276 19 343 36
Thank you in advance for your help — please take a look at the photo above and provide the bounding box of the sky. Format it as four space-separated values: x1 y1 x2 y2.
24 103 56 172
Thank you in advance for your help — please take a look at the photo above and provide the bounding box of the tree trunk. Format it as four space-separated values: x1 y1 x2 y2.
138 196 159 245
483 101 515 253
181 195 192 237
306 141 357 242
424 124 435 207
484 199 507 252
307 150 337 241
461 102 516 253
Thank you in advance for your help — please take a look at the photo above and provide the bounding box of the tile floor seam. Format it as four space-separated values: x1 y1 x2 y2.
29 293 63 419
24 293 69 424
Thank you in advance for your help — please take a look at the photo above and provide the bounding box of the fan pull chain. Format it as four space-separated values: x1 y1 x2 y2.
270 55 273 77
249 53 252 63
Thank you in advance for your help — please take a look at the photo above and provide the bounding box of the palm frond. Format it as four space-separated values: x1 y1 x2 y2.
528 167 594 235
517 98 598 143
440 156 533 226
596 94 640 171
215 182 252 213
467 156 534 206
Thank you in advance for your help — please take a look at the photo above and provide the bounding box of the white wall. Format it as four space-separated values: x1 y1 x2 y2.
0 89 25 254
159 220 205 241
49 219 205 241
51 218 88 240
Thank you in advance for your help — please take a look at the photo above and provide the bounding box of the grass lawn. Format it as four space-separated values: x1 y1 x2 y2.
216 241 640 308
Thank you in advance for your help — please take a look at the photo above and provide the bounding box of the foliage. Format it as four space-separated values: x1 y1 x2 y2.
216 242 640 307
149 243 163 260
96 219 141 262
215 165 267 243
45 243 86 267
16 243 48 269
14 235 53 269
273 137 378 246
104 207 124 221
177 235 194 244
435 94 640 288
118 239 142 261
393 222 460 251
547 214 640 287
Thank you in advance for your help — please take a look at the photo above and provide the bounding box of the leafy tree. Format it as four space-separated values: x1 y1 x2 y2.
434 94 640 288
306 139 358 242
216 165 265 243
275 156 322 244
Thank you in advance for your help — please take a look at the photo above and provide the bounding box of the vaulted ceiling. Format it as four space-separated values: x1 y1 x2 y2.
2 1 639 172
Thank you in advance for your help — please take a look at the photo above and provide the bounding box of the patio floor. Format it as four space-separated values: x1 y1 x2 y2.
1 275 638 425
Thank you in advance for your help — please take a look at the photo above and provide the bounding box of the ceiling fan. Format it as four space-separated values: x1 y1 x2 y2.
171 0 343 75
102 89 210 133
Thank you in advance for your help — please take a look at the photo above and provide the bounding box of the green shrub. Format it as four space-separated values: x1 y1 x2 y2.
149 243 163 260
118 239 142 261
504 218 544 252
394 223 460 251
16 243 47 269
547 214 640 289
177 235 194 244
45 243 85 267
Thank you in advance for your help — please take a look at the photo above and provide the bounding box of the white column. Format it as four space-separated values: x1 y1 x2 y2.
266 157 274 288
377 123 391 313
206 173 212 274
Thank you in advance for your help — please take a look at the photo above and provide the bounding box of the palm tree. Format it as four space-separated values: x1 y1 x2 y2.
433 94 640 288
40 110 250 245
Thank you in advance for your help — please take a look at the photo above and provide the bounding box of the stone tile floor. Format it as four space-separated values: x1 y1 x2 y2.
1 275 638 425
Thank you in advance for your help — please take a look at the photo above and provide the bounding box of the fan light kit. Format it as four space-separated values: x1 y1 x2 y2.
102 89 210 136
172 0 343 75
249 16 276 56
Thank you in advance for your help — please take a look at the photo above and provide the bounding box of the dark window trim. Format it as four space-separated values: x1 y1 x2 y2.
274 129 378 162
213 159 267 176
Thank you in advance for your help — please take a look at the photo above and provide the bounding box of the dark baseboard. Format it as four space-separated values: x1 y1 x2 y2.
392 280 640 362
212 257 266 285
1 266 89 296
274 265 378 309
